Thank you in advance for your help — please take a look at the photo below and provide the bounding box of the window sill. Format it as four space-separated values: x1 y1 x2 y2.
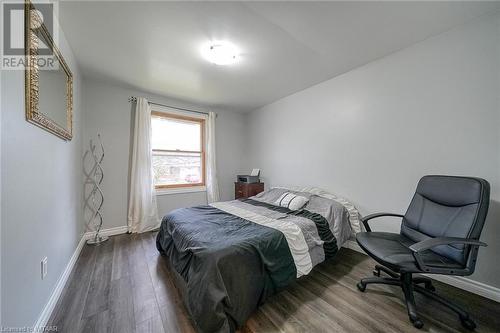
156 186 207 196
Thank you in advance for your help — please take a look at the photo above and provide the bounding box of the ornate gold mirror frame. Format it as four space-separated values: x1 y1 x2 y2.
25 1 73 140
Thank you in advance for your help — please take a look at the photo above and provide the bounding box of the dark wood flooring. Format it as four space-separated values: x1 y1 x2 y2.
48 233 500 333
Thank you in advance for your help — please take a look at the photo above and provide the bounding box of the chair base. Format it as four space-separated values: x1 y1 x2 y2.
357 265 476 330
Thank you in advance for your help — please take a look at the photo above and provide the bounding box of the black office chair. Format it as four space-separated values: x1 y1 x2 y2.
356 175 490 330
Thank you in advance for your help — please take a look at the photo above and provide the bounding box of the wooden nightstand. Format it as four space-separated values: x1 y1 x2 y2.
235 182 265 199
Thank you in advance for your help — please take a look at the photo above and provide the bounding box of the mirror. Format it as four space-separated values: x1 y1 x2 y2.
25 1 73 140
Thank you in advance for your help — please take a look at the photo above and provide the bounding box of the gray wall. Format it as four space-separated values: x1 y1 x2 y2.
1 30 84 327
83 79 247 230
246 14 500 288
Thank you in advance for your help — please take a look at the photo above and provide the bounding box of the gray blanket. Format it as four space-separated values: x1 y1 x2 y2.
156 198 339 333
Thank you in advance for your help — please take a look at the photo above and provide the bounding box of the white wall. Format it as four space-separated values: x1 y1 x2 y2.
246 13 500 288
1 29 84 327
83 79 247 230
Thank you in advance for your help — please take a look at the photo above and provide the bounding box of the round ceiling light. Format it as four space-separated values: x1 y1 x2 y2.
201 41 239 65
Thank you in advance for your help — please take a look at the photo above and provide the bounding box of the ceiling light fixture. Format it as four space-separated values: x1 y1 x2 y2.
201 41 239 65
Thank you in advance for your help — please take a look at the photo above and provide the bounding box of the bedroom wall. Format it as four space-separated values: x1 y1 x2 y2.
0 24 84 328
246 13 500 289
82 79 247 230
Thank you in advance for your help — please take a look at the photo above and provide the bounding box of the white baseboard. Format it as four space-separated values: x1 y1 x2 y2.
83 225 129 240
33 235 87 330
427 274 500 303
33 226 129 330
342 240 500 303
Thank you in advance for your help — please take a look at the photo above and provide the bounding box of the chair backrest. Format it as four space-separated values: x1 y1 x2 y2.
401 175 490 266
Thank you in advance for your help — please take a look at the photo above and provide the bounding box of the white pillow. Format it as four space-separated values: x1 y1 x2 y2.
275 192 309 211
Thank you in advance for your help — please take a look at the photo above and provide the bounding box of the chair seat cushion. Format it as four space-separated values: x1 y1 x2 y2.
356 232 463 273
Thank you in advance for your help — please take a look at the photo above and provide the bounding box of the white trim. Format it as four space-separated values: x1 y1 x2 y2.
426 275 500 303
33 235 86 331
156 186 206 196
83 225 129 239
342 240 500 303
33 226 129 330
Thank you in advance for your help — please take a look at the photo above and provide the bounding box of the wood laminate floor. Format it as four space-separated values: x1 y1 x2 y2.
48 233 500 333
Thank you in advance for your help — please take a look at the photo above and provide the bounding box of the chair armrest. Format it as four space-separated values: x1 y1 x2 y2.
361 213 404 232
409 237 487 253
409 237 487 272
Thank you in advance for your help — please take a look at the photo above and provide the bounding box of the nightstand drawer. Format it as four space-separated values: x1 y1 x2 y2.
235 182 264 199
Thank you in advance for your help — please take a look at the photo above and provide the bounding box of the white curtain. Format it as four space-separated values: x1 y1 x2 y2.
127 97 160 233
206 111 220 203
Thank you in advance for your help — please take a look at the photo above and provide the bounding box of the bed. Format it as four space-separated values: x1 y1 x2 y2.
156 187 361 333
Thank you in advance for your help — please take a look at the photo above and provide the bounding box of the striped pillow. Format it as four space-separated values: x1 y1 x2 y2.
275 192 309 211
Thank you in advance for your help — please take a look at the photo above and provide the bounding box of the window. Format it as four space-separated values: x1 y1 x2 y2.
151 111 205 189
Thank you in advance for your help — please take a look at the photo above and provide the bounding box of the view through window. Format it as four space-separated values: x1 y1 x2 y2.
151 111 205 188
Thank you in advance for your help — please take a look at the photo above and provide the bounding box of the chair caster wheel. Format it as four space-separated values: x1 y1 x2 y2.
357 282 366 292
460 318 476 330
372 269 380 277
411 318 424 329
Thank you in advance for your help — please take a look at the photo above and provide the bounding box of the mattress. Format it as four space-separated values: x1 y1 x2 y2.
156 188 359 333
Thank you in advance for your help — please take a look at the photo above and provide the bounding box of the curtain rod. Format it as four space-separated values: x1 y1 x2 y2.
128 96 212 116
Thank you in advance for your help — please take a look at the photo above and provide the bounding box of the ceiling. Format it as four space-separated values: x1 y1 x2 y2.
59 1 500 112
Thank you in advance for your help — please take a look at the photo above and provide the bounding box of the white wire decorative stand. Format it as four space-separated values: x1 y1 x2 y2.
83 134 108 245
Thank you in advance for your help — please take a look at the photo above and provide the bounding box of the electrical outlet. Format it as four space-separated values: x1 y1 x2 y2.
41 257 48 279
